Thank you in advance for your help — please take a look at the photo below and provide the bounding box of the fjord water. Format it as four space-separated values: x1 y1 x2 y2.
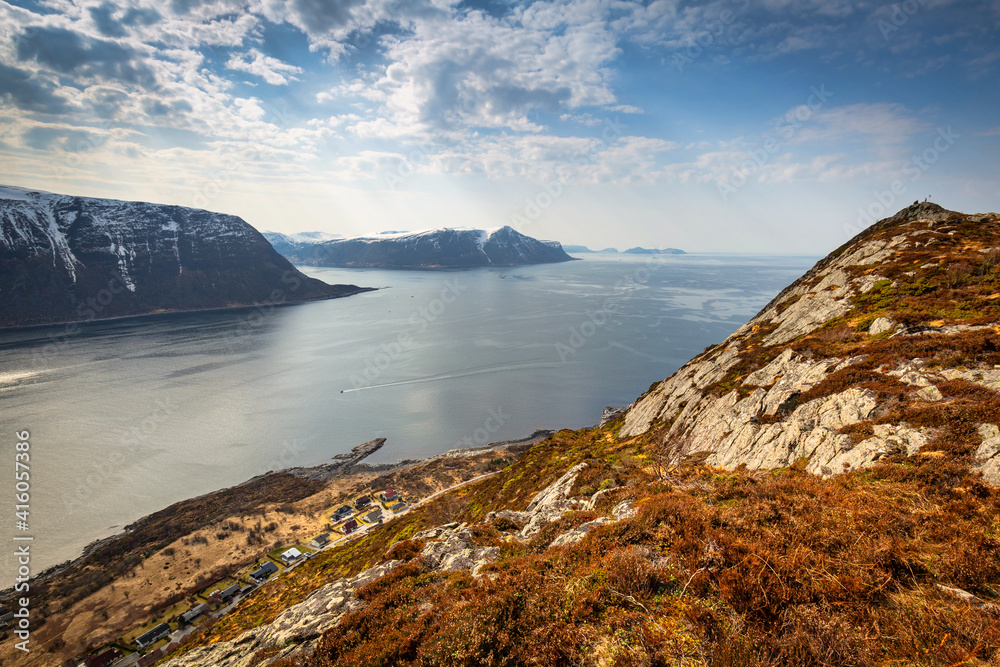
0 253 814 579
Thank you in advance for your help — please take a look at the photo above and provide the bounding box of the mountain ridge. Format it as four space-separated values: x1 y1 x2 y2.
0 186 370 327
271 225 575 268
620 201 1000 482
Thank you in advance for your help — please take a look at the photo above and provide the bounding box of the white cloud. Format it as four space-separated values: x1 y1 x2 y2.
226 48 304 85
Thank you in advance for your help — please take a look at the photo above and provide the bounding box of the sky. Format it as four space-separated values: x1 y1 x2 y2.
0 0 998 253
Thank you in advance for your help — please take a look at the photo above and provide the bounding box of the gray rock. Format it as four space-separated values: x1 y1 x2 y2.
160 560 401 667
974 424 1000 484
942 368 1000 391
550 517 614 547
518 462 587 538
868 316 897 336
824 424 930 474
550 500 635 547
419 526 500 577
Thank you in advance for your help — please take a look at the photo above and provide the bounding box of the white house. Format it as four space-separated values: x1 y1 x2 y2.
280 547 303 564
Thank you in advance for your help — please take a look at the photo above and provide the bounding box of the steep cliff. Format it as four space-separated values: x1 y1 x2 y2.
0 185 369 327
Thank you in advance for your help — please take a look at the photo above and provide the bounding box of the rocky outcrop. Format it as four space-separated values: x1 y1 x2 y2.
417 525 500 577
283 439 386 481
975 424 1000 484
868 316 898 336
482 462 588 539
620 203 1000 483
550 500 636 547
162 560 400 667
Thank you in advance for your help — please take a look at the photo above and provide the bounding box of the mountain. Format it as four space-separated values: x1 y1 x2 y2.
0 186 370 327
622 246 686 254
261 230 342 257
276 226 575 268
564 245 680 255
618 202 1000 481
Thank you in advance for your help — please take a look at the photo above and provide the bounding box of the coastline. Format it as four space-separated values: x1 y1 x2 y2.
0 426 551 598
0 284 376 332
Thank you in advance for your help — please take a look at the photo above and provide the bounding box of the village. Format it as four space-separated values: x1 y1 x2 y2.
69 487 409 667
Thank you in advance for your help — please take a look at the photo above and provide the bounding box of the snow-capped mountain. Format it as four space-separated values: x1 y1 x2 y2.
261 230 342 257
275 226 575 268
0 185 369 327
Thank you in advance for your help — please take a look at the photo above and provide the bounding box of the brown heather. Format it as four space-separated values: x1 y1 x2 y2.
185 419 1000 667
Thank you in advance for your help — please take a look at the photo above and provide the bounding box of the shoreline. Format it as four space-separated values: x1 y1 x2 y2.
0 285 376 332
0 428 553 598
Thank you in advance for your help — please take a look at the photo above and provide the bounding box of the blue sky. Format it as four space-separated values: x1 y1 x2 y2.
0 0 997 252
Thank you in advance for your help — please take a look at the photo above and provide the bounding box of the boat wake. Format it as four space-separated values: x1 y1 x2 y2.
342 360 562 393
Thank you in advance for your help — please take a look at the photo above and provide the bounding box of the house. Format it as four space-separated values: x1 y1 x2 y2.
389 501 407 513
85 647 123 667
179 603 208 625
332 504 353 520
239 585 254 596
250 561 278 582
342 518 359 535
310 533 330 549
380 489 401 503
135 622 171 649
219 583 241 601
364 508 382 523
280 547 303 564
354 495 371 509
137 648 164 667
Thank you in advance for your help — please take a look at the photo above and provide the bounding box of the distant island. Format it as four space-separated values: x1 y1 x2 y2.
562 245 684 255
0 186 370 328
267 226 575 269
623 247 685 255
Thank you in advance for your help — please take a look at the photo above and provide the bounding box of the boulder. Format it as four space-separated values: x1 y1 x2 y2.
868 316 897 336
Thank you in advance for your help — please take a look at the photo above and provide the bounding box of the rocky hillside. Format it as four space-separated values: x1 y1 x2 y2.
0 186 369 327
153 203 1000 667
621 202 1000 484
276 226 574 268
